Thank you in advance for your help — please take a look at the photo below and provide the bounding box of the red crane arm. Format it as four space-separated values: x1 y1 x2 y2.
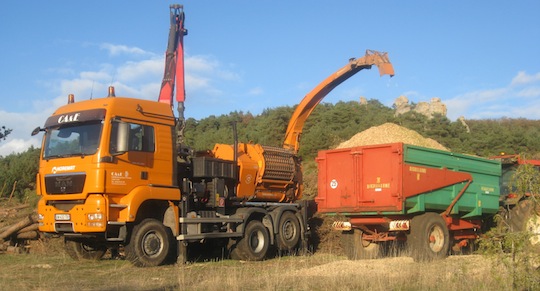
282 50 394 153
158 4 187 106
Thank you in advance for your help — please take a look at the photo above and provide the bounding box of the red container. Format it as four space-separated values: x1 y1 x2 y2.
315 143 488 215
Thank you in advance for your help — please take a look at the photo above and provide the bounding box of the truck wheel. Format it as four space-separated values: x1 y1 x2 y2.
125 218 174 267
408 213 449 262
231 220 270 261
341 229 379 260
507 199 540 248
277 211 301 251
64 239 106 260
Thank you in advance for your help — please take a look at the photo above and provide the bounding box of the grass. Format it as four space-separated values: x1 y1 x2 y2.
0 248 524 291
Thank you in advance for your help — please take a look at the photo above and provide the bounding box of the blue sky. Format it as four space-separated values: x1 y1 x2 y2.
1 0 539 156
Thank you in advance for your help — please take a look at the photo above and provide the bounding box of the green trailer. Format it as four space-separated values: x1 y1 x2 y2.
316 142 501 261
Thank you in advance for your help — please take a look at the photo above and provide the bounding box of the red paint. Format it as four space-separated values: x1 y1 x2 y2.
316 143 471 214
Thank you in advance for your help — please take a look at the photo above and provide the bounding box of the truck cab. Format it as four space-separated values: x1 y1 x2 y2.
35 91 180 245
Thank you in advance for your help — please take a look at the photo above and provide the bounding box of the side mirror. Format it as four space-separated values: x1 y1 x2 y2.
31 126 44 136
111 121 129 155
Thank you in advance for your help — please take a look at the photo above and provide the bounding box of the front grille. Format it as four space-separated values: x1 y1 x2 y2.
45 173 86 194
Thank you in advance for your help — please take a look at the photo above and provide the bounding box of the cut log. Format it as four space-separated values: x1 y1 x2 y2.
6 204 30 211
0 214 37 241
17 223 39 234
16 230 39 240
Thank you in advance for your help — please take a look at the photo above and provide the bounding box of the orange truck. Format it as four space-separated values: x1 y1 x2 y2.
32 4 393 266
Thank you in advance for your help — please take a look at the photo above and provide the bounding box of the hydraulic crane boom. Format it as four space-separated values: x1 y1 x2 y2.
158 4 188 146
282 50 394 153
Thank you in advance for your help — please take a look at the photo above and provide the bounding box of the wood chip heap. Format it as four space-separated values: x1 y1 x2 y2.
336 122 448 151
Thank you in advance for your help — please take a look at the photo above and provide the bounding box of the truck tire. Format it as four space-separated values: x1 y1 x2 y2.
276 211 301 251
230 220 270 261
64 239 106 260
125 218 174 267
408 212 449 262
341 229 379 260
507 199 540 248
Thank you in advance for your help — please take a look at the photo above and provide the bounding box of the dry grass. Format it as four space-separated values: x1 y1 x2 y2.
0 247 519 291
0 214 527 290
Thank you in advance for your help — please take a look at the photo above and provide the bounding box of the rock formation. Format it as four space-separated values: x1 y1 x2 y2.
393 96 447 118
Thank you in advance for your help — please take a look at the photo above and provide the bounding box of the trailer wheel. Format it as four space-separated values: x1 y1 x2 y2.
408 213 449 262
64 239 106 260
507 199 540 248
125 218 174 267
276 211 301 251
231 220 270 261
341 229 379 260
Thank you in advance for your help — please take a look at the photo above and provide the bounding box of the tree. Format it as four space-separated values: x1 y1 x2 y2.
478 160 540 290
0 147 40 202
0 126 12 142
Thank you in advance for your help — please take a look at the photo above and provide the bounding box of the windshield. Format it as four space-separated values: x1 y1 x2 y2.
43 121 103 159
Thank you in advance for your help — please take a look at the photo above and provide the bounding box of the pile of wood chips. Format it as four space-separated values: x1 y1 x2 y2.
335 122 448 150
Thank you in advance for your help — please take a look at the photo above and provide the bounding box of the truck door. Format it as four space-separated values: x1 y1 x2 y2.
107 121 156 194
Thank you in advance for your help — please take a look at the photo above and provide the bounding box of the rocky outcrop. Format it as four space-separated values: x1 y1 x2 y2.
393 96 447 118
359 97 368 105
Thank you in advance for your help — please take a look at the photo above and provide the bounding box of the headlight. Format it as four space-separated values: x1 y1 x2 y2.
87 213 103 221
38 213 44 220
86 212 104 228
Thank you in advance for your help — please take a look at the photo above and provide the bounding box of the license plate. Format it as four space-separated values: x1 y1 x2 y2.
55 213 71 221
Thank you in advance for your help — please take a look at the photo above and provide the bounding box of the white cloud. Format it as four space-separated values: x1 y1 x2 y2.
186 55 218 72
517 87 540 98
0 138 40 157
116 59 164 82
446 71 540 120
248 87 264 96
0 45 243 156
511 71 540 86
0 111 48 156
99 43 151 57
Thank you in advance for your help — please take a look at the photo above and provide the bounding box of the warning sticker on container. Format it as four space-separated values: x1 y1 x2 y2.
330 179 338 189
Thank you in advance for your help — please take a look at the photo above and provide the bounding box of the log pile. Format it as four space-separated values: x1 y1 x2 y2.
0 203 40 253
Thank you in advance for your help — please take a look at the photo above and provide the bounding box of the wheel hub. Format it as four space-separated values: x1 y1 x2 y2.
428 225 445 252
142 231 163 257
250 230 264 253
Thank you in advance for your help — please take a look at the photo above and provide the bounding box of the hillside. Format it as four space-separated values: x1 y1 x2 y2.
3 100 540 202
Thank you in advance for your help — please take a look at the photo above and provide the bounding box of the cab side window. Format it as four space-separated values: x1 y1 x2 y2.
110 121 155 154
128 123 155 152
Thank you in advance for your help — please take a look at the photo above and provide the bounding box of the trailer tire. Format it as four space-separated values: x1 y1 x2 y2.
507 199 540 247
341 229 380 260
64 239 106 260
125 218 174 267
408 213 449 262
276 211 301 251
230 220 270 261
